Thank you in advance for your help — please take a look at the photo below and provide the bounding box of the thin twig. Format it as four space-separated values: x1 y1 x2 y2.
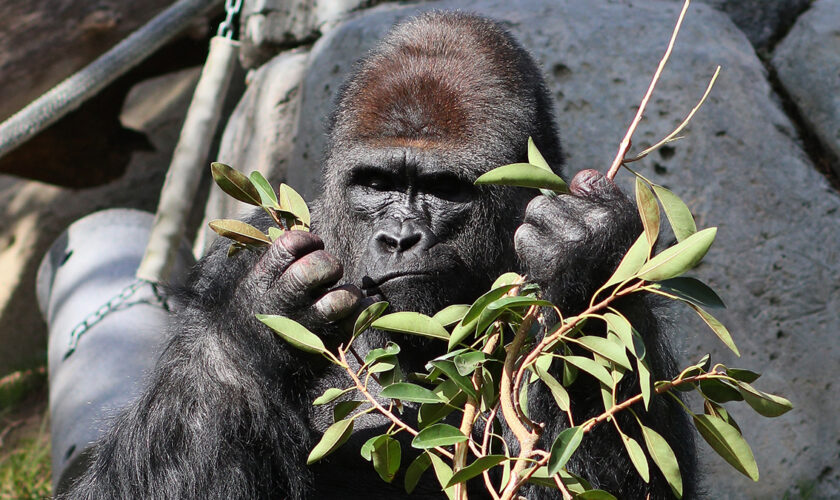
498 305 541 500
606 0 692 180
338 349 454 459
624 65 721 163
454 330 502 500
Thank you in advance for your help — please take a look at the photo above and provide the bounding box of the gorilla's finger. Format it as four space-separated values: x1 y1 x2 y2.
257 231 325 276
313 285 363 322
569 169 622 200
283 250 344 295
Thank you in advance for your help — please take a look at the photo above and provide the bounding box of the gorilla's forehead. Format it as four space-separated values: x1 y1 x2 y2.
332 143 493 180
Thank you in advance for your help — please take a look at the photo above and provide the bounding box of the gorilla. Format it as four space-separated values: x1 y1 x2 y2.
59 11 696 500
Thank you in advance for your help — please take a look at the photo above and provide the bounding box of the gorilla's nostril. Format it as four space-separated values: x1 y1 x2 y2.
398 233 421 251
376 231 422 253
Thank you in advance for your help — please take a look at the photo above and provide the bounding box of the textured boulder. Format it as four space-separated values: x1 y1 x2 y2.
773 0 840 173
239 0 838 497
693 0 813 50
239 0 370 67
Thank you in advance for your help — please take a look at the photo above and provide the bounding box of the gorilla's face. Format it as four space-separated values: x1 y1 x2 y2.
326 143 520 315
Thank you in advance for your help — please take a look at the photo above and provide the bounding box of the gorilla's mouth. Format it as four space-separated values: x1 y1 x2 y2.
361 271 434 291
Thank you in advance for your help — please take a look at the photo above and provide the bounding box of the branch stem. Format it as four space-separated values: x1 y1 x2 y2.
606 0 692 180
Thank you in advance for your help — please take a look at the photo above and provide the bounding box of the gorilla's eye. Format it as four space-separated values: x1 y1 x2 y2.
352 169 394 192
422 174 473 202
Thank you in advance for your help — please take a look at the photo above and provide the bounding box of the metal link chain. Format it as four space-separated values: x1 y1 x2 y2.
217 0 244 39
63 279 169 360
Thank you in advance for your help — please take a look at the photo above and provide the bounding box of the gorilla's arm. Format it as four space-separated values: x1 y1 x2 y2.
515 169 697 499
58 216 361 500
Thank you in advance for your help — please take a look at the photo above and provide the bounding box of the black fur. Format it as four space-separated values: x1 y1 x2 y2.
59 12 696 500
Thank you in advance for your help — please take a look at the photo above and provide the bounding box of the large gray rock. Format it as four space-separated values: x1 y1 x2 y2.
223 0 840 496
772 0 840 173
239 0 377 67
693 0 813 50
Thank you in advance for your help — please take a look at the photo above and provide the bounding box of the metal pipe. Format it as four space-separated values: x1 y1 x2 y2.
36 209 195 493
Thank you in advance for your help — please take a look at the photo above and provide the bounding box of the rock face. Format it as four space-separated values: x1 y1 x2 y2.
238 0 370 67
693 0 813 50
232 0 840 497
773 0 840 173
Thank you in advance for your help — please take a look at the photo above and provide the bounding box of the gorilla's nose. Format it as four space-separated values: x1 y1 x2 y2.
371 219 434 257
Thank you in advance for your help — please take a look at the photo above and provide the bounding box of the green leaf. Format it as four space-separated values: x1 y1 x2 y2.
528 137 551 172
373 312 449 341
492 271 523 288
210 162 262 206
704 402 742 433
380 383 442 404
411 424 468 449
688 304 740 356
621 434 650 482
574 336 633 370
636 177 660 248
427 452 457 500
333 400 362 421
649 277 726 309
430 361 478 399
699 379 743 403
638 358 652 410
603 233 649 288
360 434 381 461
726 368 760 383
474 163 568 193
433 304 470 327
487 296 554 311
364 342 401 365
354 301 389 337
640 425 683 498
267 226 284 241
372 435 401 483
736 382 793 417
637 227 717 281
562 356 615 387
208 219 271 246
249 171 279 208
519 377 530 419
602 313 645 360
256 315 326 354
307 418 353 464
313 387 350 405
526 467 591 493
533 361 570 412
404 452 432 494
445 455 507 488
652 185 697 242
577 489 619 499
693 414 759 480
547 426 584 475
448 284 517 349
453 351 486 377
277 183 311 227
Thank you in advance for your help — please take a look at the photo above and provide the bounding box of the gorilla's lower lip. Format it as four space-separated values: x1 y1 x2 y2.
361 271 434 289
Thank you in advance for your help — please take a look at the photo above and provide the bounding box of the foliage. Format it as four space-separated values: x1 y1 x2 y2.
209 157 792 500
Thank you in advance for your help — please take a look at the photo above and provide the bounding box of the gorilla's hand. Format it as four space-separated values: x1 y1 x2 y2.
514 169 642 311
240 231 364 331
